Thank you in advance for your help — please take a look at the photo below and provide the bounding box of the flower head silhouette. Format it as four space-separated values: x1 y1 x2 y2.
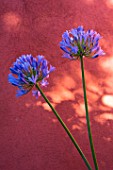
8 54 55 98
60 26 105 60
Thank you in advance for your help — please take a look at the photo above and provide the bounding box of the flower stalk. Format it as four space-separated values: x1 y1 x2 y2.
36 83 92 170
80 55 98 170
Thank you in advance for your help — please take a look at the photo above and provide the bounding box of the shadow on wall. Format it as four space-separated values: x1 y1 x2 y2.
23 51 113 168
25 51 113 137
2 12 21 32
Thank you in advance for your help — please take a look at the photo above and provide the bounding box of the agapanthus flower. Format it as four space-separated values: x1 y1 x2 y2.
8 54 55 98
60 26 105 60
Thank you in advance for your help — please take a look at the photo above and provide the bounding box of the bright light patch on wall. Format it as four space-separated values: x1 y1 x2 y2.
95 113 113 124
105 0 113 8
100 57 113 72
102 95 113 108
3 12 21 32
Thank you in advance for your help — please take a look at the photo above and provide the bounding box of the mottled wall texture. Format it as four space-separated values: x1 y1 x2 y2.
0 0 113 170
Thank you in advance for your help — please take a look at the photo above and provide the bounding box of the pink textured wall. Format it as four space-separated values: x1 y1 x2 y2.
0 0 113 169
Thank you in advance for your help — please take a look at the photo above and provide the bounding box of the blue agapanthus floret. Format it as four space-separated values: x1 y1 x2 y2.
8 54 55 98
60 26 105 60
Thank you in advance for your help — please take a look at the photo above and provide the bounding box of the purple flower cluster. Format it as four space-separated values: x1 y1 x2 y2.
8 54 55 98
60 26 105 60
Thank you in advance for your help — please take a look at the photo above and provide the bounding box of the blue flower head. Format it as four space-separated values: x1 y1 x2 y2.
8 54 55 98
60 26 105 60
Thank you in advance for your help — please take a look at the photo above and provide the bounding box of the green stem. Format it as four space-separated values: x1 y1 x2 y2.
80 55 99 170
36 84 92 170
